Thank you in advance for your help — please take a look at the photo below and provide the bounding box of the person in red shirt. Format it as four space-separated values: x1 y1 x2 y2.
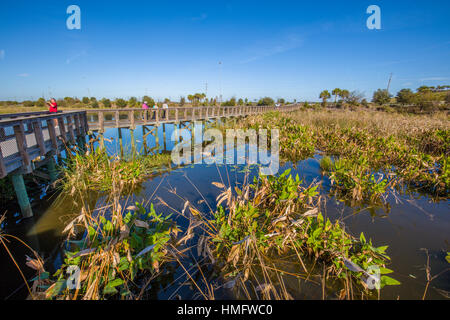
46 98 58 113
46 98 59 127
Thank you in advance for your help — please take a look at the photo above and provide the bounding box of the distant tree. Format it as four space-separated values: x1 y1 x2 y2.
319 90 331 105
238 98 244 106
91 100 99 108
417 86 433 94
23 100 34 107
143 96 155 106
64 97 76 106
396 89 415 105
127 97 137 108
277 98 286 105
346 91 364 106
90 97 97 102
115 98 127 108
101 98 111 108
257 97 275 106
339 89 350 102
36 98 46 107
332 88 341 104
179 96 186 106
82 97 90 104
372 89 392 105
222 97 237 106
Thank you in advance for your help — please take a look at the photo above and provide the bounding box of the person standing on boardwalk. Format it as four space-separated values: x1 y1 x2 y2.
152 103 158 120
142 100 149 120
46 98 58 113
46 98 59 127
162 103 168 119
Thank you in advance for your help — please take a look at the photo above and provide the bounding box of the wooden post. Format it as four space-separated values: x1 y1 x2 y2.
11 174 33 218
67 115 76 143
32 120 46 156
143 109 148 124
13 123 30 169
46 119 59 154
175 108 179 122
73 114 81 137
83 112 89 134
129 110 135 129
0 144 6 179
57 116 67 143
115 110 120 128
98 111 104 133
118 127 124 159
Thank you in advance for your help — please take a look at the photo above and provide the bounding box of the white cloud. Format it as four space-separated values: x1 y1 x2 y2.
0 50 5 60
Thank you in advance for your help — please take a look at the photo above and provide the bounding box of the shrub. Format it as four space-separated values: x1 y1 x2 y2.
115 99 127 108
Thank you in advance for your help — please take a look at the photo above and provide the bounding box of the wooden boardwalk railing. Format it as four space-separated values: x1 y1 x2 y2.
86 104 300 132
0 111 88 179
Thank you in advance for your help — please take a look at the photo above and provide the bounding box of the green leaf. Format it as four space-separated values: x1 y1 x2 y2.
376 245 388 254
47 279 67 298
359 233 366 244
103 286 118 295
379 267 394 274
106 278 124 288
381 275 401 286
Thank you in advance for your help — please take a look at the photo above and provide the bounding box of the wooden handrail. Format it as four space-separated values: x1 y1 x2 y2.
0 110 88 178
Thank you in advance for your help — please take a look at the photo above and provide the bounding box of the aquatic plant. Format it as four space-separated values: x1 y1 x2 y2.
61 146 172 197
31 203 180 300
321 156 390 204
204 169 399 299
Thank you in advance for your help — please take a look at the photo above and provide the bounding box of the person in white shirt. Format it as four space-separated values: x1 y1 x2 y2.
162 103 168 118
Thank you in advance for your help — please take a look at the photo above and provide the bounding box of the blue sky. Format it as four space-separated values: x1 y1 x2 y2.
0 0 449 101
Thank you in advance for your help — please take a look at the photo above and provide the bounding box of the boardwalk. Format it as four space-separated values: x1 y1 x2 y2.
0 104 301 217
0 105 299 178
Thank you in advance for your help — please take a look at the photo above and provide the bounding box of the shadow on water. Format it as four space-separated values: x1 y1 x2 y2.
1 122 449 299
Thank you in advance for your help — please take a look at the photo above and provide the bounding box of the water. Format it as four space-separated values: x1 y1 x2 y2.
1 123 449 300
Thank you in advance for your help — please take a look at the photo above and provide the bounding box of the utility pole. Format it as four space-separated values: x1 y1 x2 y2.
387 73 393 92
205 81 208 97
219 61 223 104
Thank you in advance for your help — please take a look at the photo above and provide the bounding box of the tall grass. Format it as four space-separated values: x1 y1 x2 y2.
238 109 449 200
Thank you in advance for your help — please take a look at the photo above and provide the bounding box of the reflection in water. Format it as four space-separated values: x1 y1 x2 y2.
1 123 449 300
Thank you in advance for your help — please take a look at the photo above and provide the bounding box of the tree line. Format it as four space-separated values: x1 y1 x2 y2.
0 95 295 109
319 85 450 111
